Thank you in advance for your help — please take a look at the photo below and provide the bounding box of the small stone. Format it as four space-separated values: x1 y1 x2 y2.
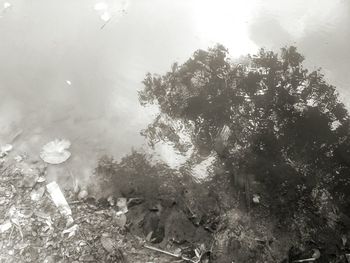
116 198 128 213
14 155 23 162
252 194 260 204
31 186 45 202
17 163 40 188
78 189 88 200
37 176 46 183
107 195 115 206
113 212 127 228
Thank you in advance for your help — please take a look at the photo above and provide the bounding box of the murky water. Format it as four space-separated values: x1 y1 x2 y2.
0 0 349 185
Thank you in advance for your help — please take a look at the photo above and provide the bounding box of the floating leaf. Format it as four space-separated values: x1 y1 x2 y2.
40 139 71 164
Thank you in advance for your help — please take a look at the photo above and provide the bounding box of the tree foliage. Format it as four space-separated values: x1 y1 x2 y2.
95 151 183 200
139 45 350 220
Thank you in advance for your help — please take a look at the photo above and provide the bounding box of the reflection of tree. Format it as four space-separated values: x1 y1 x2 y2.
139 45 350 222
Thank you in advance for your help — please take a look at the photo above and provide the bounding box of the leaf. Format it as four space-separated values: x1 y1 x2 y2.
101 236 117 253
40 139 71 164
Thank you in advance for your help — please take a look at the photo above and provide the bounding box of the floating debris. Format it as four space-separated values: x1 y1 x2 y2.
46 181 73 225
293 249 321 262
17 162 40 188
252 194 260 204
40 139 71 164
78 188 88 200
144 244 181 259
30 186 45 202
94 0 128 29
37 175 46 183
61 224 79 238
0 144 12 158
14 155 23 162
0 220 12 233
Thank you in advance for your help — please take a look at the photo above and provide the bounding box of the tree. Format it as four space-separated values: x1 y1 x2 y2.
95 150 183 200
139 45 350 223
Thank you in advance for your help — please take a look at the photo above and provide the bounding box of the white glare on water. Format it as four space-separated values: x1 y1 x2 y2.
3 2 11 9
94 2 108 11
100 11 111 22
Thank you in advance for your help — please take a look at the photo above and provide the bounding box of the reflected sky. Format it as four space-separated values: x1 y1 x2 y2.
0 0 349 181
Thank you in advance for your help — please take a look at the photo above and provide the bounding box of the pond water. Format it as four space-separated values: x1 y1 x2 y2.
0 0 349 185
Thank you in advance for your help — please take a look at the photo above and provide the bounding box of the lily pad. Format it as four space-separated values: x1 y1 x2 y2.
40 139 71 164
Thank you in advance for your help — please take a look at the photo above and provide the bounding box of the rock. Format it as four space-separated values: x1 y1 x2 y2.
30 186 45 202
62 224 79 238
17 163 40 188
116 198 128 213
37 176 46 183
101 235 117 253
78 189 88 200
252 194 260 204
107 195 115 206
14 155 23 162
127 198 144 208
113 211 127 228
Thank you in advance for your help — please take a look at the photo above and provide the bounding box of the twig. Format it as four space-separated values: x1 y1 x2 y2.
144 244 181 258
293 258 316 262
100 16 114 29
8 225 14 243
68 200 83 205
144 244 200 263
16 224 24 241
10 130 23 143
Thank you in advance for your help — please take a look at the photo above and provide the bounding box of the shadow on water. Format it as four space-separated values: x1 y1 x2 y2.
0 0 349 187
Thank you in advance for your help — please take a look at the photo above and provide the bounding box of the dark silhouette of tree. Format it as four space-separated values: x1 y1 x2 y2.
139 45 350 222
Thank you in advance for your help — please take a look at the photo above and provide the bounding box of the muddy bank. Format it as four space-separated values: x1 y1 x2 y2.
2 146 350 262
